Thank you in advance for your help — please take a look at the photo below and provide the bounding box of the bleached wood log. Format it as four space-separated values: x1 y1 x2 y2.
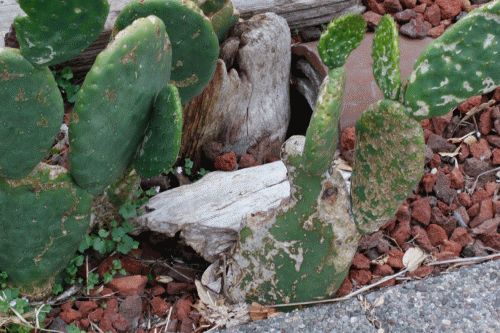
131 161 290 262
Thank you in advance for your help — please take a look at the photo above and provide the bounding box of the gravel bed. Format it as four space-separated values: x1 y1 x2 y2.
214 259 500 333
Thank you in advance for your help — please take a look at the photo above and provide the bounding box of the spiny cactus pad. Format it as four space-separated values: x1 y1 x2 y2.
227 136 361 305
351 99 425 234
195 0 226 14
0 163 92 300
303 66 346 176
69 16 171 195
134 84 183 178
113 0 219 104
372 15 401 101
317 13 366 69
201 0 240 43
0 47 64 179
404 0 500 120
14 0 109 67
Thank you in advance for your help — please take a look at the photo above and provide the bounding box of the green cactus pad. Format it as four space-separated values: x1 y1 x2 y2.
113 0 219 104
317 13 366 69
303 66 346 176
134 84 183 178
0 163 92 300
69 16 172 195
351 100 425 235
203 1 240 43
0 47 64 179
372 15 401 101
404 0 500 120
14 0 109 67
227 136 361 305
195 0 226 14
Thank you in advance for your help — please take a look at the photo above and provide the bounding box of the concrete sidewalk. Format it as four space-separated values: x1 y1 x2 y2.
214 258 500 333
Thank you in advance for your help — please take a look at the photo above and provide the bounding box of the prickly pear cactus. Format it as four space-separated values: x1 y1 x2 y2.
14 0 109 66
404 0 500 120
350 99 425 234
134 84 183 178
196 0 240 43
227 136 361 304
302 66 346 176
0 47 64 179
112 0 219 104
372 15 401 101
0 163 93 300
69 16 172 195
317 13 366 68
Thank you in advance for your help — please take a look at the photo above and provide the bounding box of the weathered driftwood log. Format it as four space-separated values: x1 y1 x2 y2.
131 161 290 262
180 12 291 169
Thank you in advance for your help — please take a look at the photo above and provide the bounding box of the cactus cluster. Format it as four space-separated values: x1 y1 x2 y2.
224 0 500 306
0 0 236 299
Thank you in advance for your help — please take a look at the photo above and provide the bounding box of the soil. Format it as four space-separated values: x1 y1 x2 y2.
6 2 500 333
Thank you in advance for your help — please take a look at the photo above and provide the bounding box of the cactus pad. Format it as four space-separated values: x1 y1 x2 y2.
372 15 401 101
226 136 361 305
113 0 219 104
14 0 109 67
317 13 366 69
303 66 346 176
351 99 425 234
69 16 172 195
0 163 92 300
0 47 64 179
201 1 240 43
404 0 500 120
134 84 183 178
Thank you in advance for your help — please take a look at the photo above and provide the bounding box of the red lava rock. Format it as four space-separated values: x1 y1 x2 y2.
341 127 356 151
98 255 121 276
391 221 411 246
376 239 390 254
383 0 403 13
60 300 74 312
448 167 464 189
493 88 500 103
373 264 394 277
434 251 459 262
458 142 470 162
423 4 441 26
151 285 166 296
421 173 437 193
437 200 451 215
484 182 498 197
440 240 462 256
119 295 143 332
334 276 353 297
394 9 418 22
99 317 117 333
483 233 500 250
427 23 446 37
366 0 386 15
429 153 441 170
151 297 171 317
433 171 457 204
104 298 119 314
238 153 258 169
364 11 383 29
427 133 458 153
407 266 433 279
396 204 411 223
458 96 483 113
386 250 405 269
401 0 418 8
411 226 437 253
450 227 474 247
60 309 82 324
80 318 90 331
470 198 493 228
109 313 129 332
202 141 223 161
411 197 431 225
75 301 98 317
471 216 500 235
493 200 500 215
351 253 371 270
471 189 489 205
487 134 500 149
467 203 480 218
121 257 144 275
350 269 372 286
414 3 427 13
457 192 472 208
108 275 148 297
179 317 196 333
435 0 463 20
358 231 383 251
89 307 104 323
492 149 500 165
400 18 431 39
214 151 237 171
479 108 493 135
470 138 492 160
174 299 192 322
426 224 448 247
167 282 195 295
462 158 494 181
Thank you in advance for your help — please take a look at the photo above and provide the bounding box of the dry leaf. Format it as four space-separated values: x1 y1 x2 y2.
371 255 389 266
201 261 222 293
373 296 385 308
439 146 461 158
156 275 174 284
402 247 425 272
334 158 352 171
249 302 280 322
447 137 463 144
463 135 478 146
